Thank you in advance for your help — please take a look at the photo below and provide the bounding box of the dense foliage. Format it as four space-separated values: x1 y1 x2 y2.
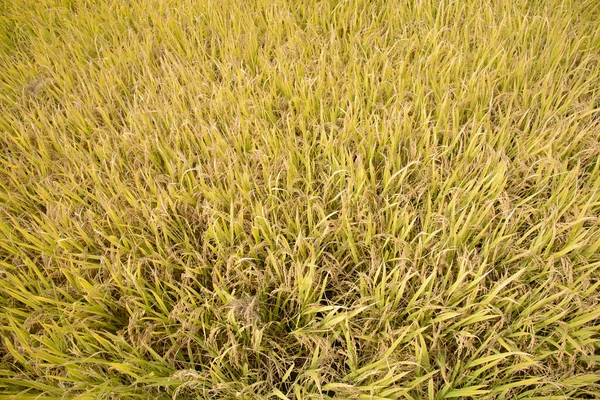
1 0 599 398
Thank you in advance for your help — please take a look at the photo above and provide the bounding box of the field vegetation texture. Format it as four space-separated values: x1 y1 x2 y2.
1 0 600 399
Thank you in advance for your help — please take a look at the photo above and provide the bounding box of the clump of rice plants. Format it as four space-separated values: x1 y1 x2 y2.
1 0 599 398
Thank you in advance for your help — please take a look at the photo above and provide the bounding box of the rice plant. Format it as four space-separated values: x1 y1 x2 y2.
1 0 599 398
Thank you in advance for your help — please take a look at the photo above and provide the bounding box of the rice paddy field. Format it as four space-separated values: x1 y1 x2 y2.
1 0 600 398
